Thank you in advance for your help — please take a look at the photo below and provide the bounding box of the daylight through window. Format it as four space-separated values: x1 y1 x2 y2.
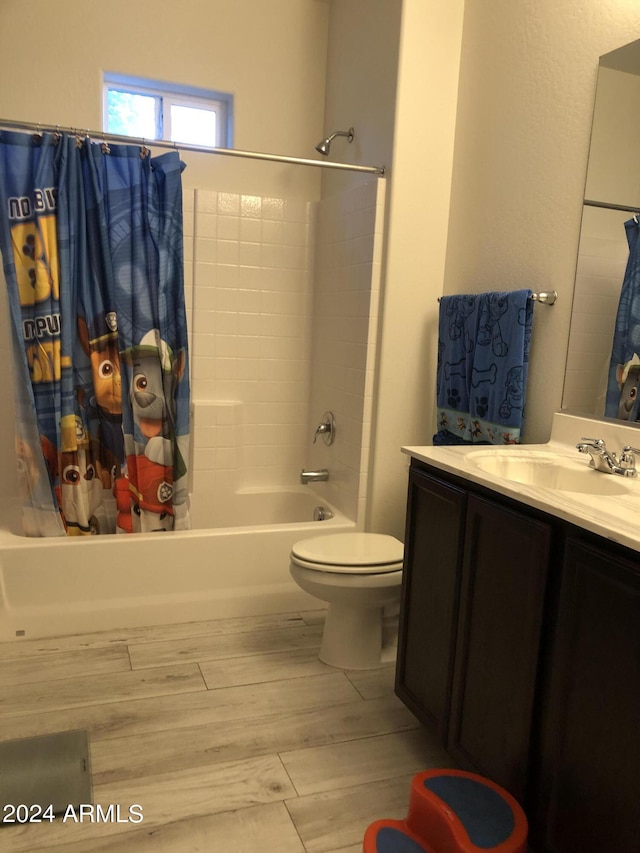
103 74 233 148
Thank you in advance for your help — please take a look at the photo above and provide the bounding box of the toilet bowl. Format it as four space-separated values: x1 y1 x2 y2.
289 532 404 670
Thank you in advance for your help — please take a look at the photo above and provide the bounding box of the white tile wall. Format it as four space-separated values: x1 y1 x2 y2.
306 179 387 525
189 189 314 496
182 188 195 350
184 179 386 522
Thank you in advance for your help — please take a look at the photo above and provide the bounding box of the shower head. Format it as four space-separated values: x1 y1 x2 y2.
315 127 354 156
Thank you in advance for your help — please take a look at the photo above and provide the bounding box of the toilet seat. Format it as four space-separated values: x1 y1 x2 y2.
290 533 404 575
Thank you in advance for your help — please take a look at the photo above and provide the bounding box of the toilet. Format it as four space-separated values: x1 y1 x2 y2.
289 532 404 670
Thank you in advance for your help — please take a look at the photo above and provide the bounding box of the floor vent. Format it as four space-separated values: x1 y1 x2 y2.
0 730 91 824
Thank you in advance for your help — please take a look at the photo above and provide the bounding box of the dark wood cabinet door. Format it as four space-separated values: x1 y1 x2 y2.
448 494 552 801
396 467 466 739
540 537 640 853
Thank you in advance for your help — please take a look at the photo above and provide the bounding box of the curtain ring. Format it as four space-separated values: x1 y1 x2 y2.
140 144 149 159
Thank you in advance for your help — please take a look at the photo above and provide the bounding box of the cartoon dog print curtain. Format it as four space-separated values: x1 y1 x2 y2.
0 130 190 536
605 217 640 420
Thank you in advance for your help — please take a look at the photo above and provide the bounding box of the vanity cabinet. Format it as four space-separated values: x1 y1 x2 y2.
537 536 640 853
396 463 552 800
396 458 640 853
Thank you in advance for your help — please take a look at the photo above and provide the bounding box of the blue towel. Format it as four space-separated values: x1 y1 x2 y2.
433 290 533 445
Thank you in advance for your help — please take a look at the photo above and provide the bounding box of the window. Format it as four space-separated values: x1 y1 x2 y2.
103 74 233 148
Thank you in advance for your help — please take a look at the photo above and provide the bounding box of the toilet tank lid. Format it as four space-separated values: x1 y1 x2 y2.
291 532 404 567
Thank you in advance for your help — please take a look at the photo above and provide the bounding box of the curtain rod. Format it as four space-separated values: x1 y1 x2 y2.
0 117 386 177
584 198 639 213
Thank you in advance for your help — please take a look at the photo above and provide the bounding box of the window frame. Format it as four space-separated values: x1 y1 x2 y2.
103 73 233 148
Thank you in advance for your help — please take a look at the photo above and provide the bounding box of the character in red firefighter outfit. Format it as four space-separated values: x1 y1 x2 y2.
114 455 174 533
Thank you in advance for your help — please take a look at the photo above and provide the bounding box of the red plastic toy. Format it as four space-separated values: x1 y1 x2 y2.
363 768 528 853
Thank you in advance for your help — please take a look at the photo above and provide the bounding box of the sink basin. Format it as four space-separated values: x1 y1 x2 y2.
467 451 631 496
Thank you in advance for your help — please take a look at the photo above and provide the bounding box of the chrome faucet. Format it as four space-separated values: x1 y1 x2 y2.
576 437 640 477
300 468 329 485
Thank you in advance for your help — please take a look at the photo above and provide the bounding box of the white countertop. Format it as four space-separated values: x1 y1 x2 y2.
402 412 640 554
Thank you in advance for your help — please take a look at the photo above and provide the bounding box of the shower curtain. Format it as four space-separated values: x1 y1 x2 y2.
0 129 190 536
605 216 640 420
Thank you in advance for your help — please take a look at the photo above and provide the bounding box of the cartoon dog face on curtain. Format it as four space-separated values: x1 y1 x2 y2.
116 328 187 532
77 311 124 487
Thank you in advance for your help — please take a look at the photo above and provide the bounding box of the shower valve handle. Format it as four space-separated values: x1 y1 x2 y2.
313 412 335 445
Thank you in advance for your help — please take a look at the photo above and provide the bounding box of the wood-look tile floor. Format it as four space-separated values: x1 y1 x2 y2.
0 610 454 852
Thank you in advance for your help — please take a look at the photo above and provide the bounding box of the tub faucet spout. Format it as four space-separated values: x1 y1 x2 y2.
300 469 329 484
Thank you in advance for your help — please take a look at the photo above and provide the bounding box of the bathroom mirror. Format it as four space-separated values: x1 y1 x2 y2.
562 38 640 423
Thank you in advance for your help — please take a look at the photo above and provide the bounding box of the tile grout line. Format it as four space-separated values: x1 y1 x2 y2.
281 796 311 853
197 661 208 689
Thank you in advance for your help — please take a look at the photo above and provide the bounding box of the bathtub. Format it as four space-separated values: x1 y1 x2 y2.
0 488 354 642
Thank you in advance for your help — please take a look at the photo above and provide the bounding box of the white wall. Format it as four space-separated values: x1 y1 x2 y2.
443 0 640 445
366 0 465 538
320 0 401 197
0 0 329 199
586 66 640 207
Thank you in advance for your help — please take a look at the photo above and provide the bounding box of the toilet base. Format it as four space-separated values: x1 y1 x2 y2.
319 602 395 670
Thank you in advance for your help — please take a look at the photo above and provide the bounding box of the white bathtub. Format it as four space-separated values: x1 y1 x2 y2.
0 489 354 642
